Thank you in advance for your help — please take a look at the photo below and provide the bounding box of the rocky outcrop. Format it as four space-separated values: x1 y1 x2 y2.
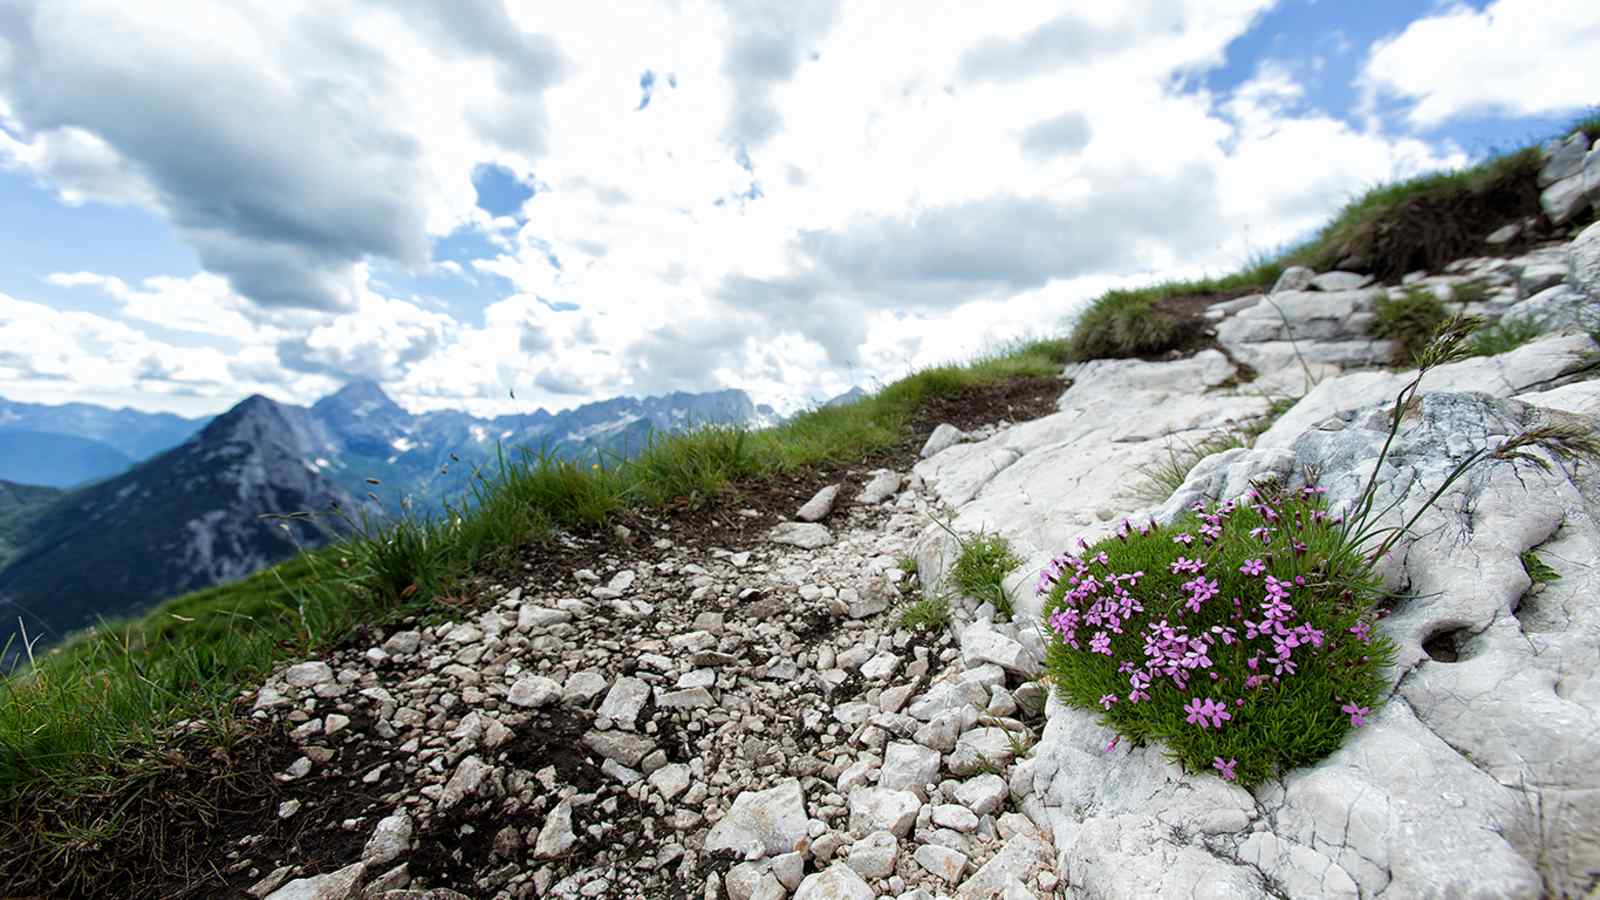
1539 131 1600 226
906 222 1600 897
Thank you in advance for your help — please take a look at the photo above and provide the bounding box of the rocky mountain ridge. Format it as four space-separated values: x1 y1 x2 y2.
0 395 359 666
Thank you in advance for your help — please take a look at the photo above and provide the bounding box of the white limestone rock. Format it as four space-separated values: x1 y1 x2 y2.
793 862 875 900
958 621 1038 675
878 741 941 794
596 676 650 725
705 779 811 859
506 675 560 708
844 829 898 879
437 755 492 813
283 661 335 688
534 799 577 859
915 843 968 884
770 522 836 549
1572 220 1600 301
1271 266 1315 293
921 423 966 459
1540 132 1590 186
1542 173 1590 226
361 811 413 867
955 830 1049 898
1032 391 1600 898
1308 271 1373 292
797 484 841 522
1254 333 1600 451
953 774 1008 816
263 862 366 900
858 469 902 504
1215 288 1380 345
948 727 1023 776
847 786 921 838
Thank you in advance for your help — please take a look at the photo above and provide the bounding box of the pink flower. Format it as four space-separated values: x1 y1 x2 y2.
1183 697 1233 729
1099 693 1118 710
1349 621 1372 643
1341 701 1371 728
1090 631 1113 655
1172 532 1196 546
1213 757 1238 781
1238 558 1265 576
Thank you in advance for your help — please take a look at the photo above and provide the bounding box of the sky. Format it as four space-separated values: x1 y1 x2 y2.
0 0 1596 419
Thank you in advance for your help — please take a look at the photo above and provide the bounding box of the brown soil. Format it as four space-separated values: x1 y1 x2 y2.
0 372 1065 900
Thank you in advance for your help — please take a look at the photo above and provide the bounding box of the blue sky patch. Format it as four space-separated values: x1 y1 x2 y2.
639 69 656 110
471 164 535 219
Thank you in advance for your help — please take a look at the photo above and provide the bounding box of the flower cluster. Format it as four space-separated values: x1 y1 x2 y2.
1038 479 1394 787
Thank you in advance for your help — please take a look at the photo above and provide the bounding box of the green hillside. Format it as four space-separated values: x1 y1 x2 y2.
0 481 62 571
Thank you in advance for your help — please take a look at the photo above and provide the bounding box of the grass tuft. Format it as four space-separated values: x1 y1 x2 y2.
1464 318 1546 358
950 532 1024 618
1132 430 1252 505
899 596 951 633
1520 550 1561 586
1370 287 1451 368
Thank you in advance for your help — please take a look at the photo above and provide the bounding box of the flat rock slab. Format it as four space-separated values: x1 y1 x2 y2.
770 522 835 549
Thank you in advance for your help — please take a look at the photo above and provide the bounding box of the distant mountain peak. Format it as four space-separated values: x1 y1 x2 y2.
312 380 407 423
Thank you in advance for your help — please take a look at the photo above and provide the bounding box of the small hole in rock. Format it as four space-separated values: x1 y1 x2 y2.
1422 628 1469 663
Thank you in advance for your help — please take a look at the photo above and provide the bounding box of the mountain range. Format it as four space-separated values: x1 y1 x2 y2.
0 398 209 488
0 382 779 666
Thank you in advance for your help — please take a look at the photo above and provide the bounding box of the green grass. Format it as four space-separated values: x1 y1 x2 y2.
1521 549 1561 585
0 336 1071 817
1464 318 1546 358
1065 110 1600 364
899 596 951 633
1132 430 1252 504
949 532 1024 618
1131 391 1303 506
1067 258 1286 362
1371 287 1451 367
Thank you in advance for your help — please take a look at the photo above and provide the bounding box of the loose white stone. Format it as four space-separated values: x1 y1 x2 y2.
507 675 561 708
283 661 335 688
879 742 941 794
914 843 968 884
705 779 811 859
845 830 898 879
770 522 835 548
534 799 577 859
793 862 874 900
797 484 841 522
847 786 921 838
362 811 413 867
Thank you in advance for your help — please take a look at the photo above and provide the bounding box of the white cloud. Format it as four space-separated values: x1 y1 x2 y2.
0 0 1496 419
1362 0 1600 128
